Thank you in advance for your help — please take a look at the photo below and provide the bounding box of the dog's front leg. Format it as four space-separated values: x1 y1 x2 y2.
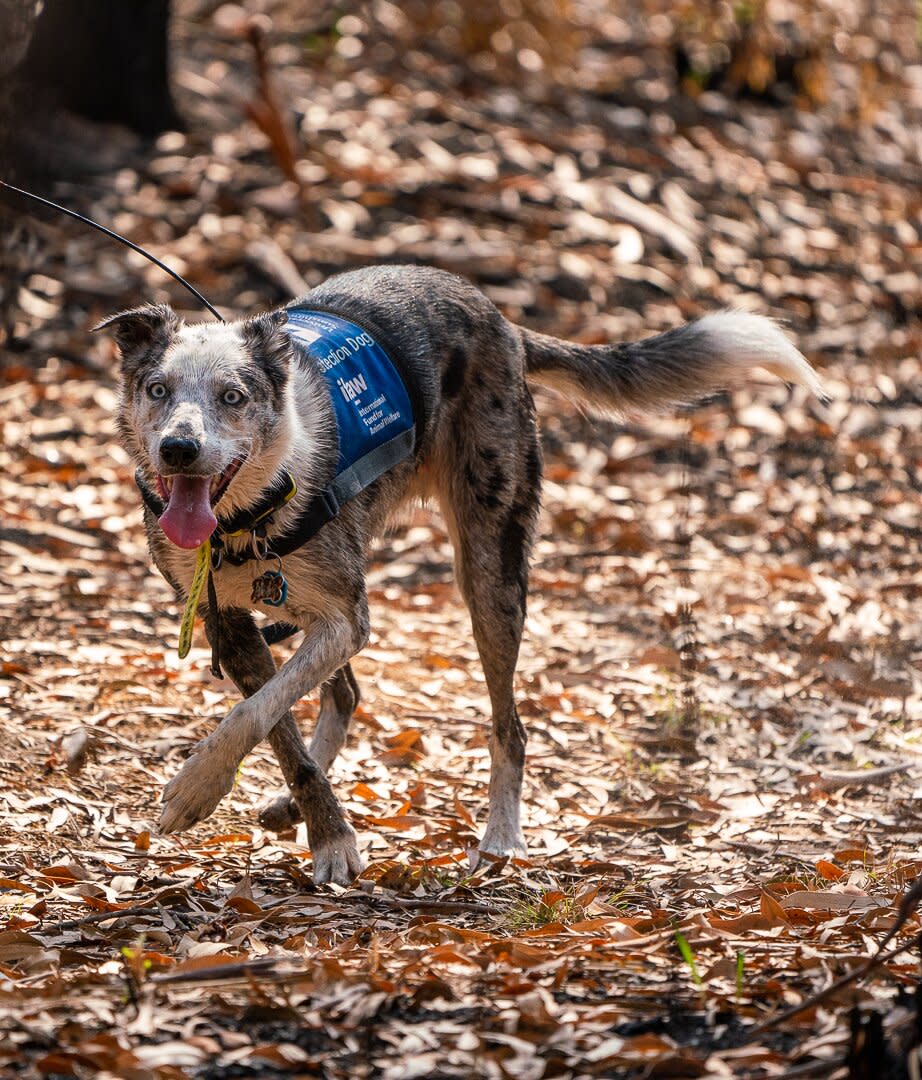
159 609 366 882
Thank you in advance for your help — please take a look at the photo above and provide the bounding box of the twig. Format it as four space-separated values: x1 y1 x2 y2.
38 904 167 936
746 874 922 1039
243 16 301 185
812 763 912 792
155 927 685 988
245 237 309 295
153 956 283 985
342 893 501 916
747 939 912 1040
37 893 499 938
778 756 913 791
770 1062 846 1079
378 897 501 916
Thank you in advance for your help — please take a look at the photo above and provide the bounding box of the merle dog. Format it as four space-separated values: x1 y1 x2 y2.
102 265 821 884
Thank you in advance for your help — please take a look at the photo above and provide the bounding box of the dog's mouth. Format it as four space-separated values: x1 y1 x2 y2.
155 457 244 549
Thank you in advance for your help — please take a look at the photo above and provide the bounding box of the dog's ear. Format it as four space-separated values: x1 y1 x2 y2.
241 310 291 389
93 304 179 366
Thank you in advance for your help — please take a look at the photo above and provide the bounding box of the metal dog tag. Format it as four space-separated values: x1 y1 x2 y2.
251 569 288 607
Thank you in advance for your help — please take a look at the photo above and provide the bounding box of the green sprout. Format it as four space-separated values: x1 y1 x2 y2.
675 932 702 986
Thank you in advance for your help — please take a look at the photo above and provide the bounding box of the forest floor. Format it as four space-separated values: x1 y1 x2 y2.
1 2 922 1078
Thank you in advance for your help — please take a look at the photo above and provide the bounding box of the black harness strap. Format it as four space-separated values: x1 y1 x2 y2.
214 488 341 566
206 570 224 677
135 468 297 539
135 470 342 565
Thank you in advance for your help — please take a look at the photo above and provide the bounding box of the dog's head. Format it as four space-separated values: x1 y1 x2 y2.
100 304 298 549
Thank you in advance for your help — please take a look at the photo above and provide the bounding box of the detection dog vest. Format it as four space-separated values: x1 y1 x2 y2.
285 305 417 506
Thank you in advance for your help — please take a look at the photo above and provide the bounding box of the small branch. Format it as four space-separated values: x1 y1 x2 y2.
246 237 309 295
336 892 502 916
154 956 282 985
780 757 913 792
38 904 166 936
243 16 301 186
812 763 912 792
372 896 502 916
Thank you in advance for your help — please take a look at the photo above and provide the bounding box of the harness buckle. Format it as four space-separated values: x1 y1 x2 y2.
319 488 340 521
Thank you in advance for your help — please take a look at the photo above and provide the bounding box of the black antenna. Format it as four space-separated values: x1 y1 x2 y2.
0 179 225 322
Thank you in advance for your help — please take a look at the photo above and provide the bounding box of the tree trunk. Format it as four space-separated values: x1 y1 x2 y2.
0 1 181 349
19 0 181 135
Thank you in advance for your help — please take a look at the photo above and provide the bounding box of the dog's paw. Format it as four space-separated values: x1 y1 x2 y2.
159 741 237 834
258 792 303 832
312 825 364 886
475 825 527 866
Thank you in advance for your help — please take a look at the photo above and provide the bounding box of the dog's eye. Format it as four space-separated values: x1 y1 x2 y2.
222 388 245 406
148 382 168 400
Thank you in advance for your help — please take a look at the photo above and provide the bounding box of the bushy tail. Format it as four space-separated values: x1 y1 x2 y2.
521 311 823 413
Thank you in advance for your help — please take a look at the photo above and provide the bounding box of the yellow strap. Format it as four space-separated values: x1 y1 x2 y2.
178 540 211 659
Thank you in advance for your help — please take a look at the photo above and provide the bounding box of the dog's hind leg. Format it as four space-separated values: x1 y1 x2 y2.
197 609 362 884
258 664 360 831
311 664 361 771
438 425 541 862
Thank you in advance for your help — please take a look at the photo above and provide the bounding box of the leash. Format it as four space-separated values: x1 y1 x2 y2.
0 179 225 322
178 541 213 660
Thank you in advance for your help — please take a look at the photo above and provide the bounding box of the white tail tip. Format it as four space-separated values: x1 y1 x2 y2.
696 311 825 400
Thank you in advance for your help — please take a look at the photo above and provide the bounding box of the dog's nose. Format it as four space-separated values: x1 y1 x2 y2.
160 437 201 470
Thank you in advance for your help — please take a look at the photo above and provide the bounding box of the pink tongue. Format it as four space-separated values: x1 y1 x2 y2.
158 475 217 549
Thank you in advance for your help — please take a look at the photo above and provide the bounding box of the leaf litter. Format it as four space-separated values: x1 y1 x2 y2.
2 1 922 1077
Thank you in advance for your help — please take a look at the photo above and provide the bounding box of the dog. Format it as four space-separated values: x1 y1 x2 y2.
101 264 821 885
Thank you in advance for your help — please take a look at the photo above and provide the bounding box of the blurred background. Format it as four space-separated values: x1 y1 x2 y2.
2 0 921 346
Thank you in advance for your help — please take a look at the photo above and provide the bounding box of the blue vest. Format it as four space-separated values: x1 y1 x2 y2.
285 306 417 507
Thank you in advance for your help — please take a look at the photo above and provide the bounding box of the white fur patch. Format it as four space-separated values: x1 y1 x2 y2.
478 743 527 859
694 311 825 398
